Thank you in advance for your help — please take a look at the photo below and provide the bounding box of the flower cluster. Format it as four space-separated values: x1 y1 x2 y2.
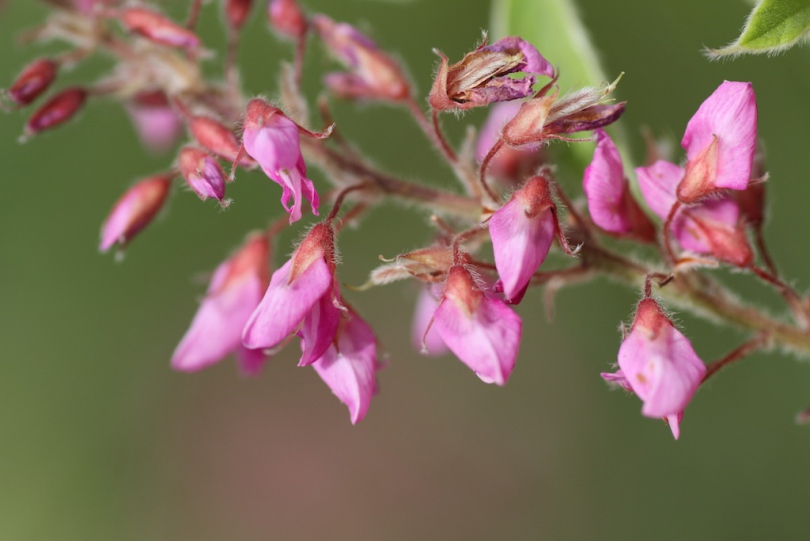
4 0 805 435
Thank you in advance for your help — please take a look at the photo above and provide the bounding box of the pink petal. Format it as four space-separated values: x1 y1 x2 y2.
299 290 341 366
434 294 522 386
411 285 449 356
476 100 522 163
311 312 380 424
681 81 757 192
242 257 333 350
236 346 268 377
489 198 555 302
666 412 683 440
672 198 740 254
485 37 555 78
600 369 632 392
584 129 631 233
635 160 683 220
127 102 182 153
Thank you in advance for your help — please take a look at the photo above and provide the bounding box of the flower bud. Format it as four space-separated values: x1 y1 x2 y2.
190 115 252 165
24 87 87 137
6 58 58 107
178 147 228 204
99 175 172 252
476 101 543 182
121 8 201 49
126 90 182 153
268 0 307 39
225 0 254 31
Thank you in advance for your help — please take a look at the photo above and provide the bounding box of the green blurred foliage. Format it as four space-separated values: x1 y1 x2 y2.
1 1 810 540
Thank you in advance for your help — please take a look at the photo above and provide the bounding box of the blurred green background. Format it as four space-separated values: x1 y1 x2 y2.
2 0 810 539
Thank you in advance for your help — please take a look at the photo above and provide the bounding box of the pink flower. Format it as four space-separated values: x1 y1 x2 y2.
242 99 326 223
583 129 655 242
311 309 382 424
121 8 201 49
172 233 270 375
412 285 449 356
677 81 757 203
488 176 556 302
178 147 228 204
126 90 182 153
242 223 340 365
268 0 307 39
433 263 522 385
312 15 410 102
189 116 254 166
637 160 753 267
617 298 706 421
601 370 684 440
99 174 172 252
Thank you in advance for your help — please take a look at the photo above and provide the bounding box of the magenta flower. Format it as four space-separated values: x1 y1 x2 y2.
126 91 182 153
172 233 270 375
677 81 757 203
311 309 382 424
242 99 329 223
489 176 557 302
583 129 655 242
637 160 753 267
412 284 449 356
99 174 172 252
433 264 522 385
178 147 228 204
617 298 706 420
601 370 684 440
242 223 340 365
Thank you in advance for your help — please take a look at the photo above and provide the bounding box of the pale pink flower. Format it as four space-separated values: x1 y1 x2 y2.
678 81 757 202
583 129 655 241
617 298 706 420
433 264 522 385
99 174 172 252
126 91 182 153
242 223 340 365
637 160 753 267
412 285 449 356
601 370 684 440
178 147 228 204
311 309 382 424
242 99 325 223
172 233 270 375
489 176 556 302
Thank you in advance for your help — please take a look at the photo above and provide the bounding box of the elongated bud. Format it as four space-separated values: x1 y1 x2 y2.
121 8 201 49
100 175 172 252
226 0 254 31
189 116 251 164
24 87 87 137
178 147 228 204
6 58 58 107
268 0 307 39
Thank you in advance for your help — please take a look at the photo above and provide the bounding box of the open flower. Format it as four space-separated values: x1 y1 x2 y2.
241 99 330 223
178 146 228 204
433 263 522 385
172 233 270 375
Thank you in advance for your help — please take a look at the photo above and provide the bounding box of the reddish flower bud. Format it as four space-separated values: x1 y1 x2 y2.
6 58 58 107
100 175 172 252
429 36 553 112
178 147 228 204
268 0 307 38
121 8 201 49
312 15 410 102
189 116 252 165
24 87 87 137
225 0 254 31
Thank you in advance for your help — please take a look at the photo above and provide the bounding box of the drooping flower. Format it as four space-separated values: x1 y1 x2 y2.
677 81 757 203
583 129 655 242
312 15 410 102
178 147 228 204
242 223 341 365
126 90 182 153
5 58 58 107
311 308 382 424
601 370 684 440
433 263 522 385
489 175 560 302
615 298 706 421
172 233 270 375
99 174 172 252
412 285 449 356
637 160 753 267
241 99 330 223
429 36 554 112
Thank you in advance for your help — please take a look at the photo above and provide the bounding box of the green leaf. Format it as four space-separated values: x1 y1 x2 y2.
707 0 810 59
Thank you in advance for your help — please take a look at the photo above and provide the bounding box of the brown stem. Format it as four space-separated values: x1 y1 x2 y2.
477 139 503 204
702 334 770 384
754 227 778 276
751 265 809 328
186 0 204 29
662 200 682 265
225 31 241 109
293 33 307 90
327 183 370 222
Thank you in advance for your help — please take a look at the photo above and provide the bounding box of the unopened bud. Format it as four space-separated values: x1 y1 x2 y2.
226 0 254 31
24 87 87 137
268 0 307 39
127 90 182 153
178 147 228 204
121 8 201 49
189 116 252 165
100 175 172 252
6 58 59 107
